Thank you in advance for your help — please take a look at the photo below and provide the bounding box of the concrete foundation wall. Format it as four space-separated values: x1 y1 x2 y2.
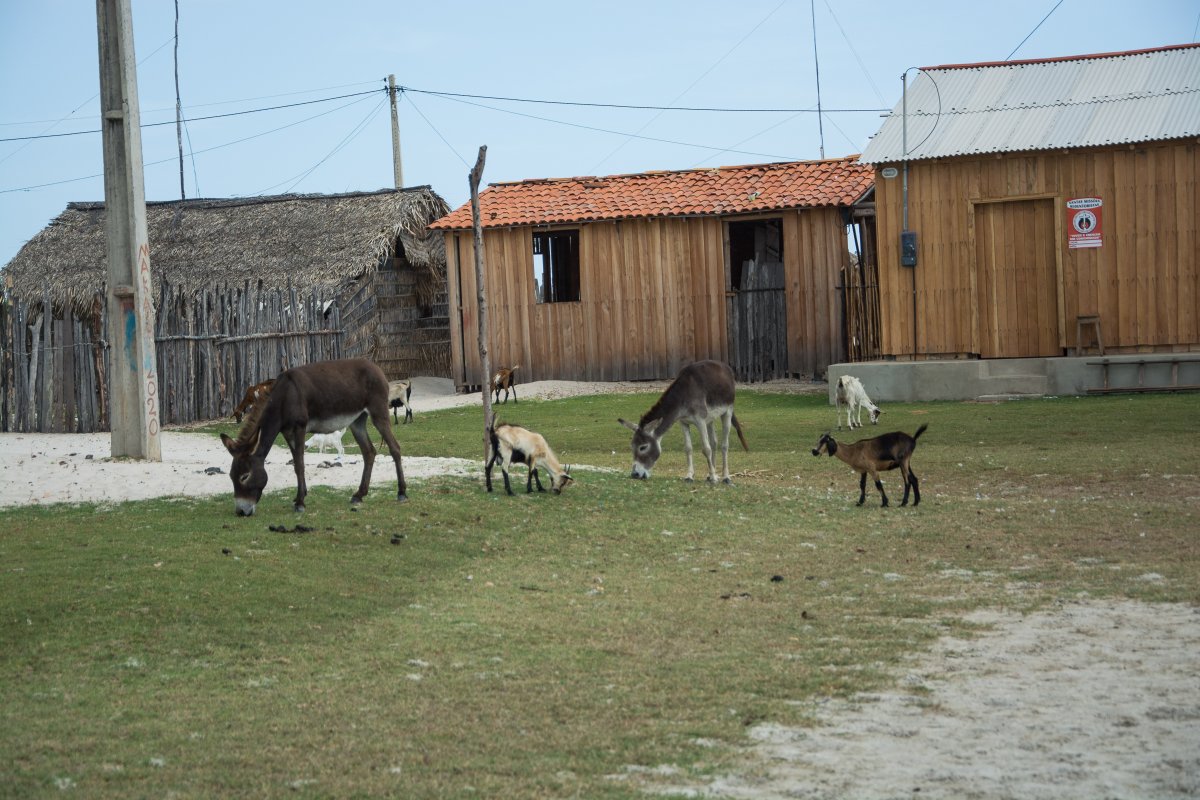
827 356 1200 404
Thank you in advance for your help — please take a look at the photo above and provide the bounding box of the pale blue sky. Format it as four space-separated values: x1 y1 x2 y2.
1 1 1195 267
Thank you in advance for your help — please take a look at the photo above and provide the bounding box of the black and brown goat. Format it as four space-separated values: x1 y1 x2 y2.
485 422 573 496
491 365 519 404
811 424 927 507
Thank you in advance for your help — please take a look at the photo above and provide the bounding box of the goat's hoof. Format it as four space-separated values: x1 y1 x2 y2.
856 500 865 507
396 493 409 503
294 504 306 513
350 496 362 506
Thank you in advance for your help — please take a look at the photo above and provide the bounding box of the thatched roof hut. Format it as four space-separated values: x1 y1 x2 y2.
3 186 449 312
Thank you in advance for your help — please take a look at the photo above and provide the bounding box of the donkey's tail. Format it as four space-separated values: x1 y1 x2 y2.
913 423 929 441
731 414 749 451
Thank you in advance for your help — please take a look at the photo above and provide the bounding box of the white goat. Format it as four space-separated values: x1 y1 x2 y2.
485 422 573 495
388 380 413 424
304 429 346 460
835 374 882 430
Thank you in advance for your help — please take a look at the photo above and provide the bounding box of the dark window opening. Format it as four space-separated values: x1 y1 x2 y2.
728 218 783 290
533 229 580 303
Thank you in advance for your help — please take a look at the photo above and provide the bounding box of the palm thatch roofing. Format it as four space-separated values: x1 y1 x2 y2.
3 186 450 312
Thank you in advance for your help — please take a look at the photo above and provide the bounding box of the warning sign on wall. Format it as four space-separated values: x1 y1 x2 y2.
1066 197 1103 249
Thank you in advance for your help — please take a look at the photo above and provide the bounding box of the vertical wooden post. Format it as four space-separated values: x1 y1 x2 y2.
469 146 493 460
96 0 161 459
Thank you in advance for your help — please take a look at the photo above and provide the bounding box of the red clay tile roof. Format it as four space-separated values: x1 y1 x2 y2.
429 156 872 230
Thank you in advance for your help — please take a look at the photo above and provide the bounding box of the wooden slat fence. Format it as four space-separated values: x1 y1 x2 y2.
1 280 343 433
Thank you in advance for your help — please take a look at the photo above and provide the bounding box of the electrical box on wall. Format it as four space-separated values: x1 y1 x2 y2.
900 230 918 267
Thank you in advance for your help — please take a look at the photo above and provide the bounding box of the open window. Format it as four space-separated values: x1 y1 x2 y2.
532 229 580 304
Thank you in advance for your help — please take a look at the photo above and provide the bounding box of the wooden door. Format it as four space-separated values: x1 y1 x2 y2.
975 199 1060 358
728 258 788 381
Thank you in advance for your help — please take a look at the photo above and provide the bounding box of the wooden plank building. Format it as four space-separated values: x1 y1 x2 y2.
429 158 874 388
860 43 1200 360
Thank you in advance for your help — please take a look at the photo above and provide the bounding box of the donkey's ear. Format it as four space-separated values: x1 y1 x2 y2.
642 418 662 436
220 433 239 455
618 418 639 432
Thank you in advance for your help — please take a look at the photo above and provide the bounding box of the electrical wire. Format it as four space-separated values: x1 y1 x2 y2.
421 90 800 162
401 91 472 168
591 0 789 172
1006 0 1065 60
399 86 886 114
256 95 387 195
0 93 379 195
0 34 176 165
0 89 384 143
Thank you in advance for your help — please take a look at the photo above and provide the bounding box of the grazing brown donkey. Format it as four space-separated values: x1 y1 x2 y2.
619 360 748 483
220 358 406 516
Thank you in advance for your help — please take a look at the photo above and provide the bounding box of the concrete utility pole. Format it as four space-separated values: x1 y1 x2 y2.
96 0 161 460
388 74 405 189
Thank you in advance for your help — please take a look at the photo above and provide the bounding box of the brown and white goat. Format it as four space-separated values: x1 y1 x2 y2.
491 365 519 404
811 423 927 507
485 422 573 495
388 380 413 424
232 379 275 423
835 374 881 430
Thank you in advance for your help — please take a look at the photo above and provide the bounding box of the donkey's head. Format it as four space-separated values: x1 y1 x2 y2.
221 430 269 516
811 432 837 458
619 418 663 479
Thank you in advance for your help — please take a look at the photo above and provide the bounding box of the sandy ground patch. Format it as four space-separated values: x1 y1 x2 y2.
0 376 820 509
643 600 1200 800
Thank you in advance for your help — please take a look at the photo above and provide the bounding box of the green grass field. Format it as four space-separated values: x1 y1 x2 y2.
1 391 1197 798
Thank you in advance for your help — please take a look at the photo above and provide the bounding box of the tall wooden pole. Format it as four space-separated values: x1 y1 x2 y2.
469 146 492 459
388 74 404 189
96 0 161 460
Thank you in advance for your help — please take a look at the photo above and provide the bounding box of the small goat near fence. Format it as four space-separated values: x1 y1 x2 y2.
485 422 573 495
812 424 927 508
233 379 275 423
835 374 881 430
491 365 519 404
388 380 413 424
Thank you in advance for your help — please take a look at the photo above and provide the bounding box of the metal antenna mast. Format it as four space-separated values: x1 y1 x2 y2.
810 0 825 158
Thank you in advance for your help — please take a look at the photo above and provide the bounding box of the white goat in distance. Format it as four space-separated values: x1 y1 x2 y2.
835 374 882 431
304 429 346 460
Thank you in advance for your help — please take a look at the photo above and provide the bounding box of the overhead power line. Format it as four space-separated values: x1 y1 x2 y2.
399 86 887 114
0 89 384 143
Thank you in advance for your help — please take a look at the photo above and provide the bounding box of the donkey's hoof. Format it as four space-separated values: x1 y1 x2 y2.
396 493 409 503
350 496 363 506
722 477 734 485
683 477 694 484
293 504 306 513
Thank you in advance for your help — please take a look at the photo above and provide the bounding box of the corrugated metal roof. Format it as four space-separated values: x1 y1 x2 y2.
860 43 1200 164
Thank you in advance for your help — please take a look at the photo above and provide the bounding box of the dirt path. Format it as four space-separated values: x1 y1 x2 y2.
648 600 1200 799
